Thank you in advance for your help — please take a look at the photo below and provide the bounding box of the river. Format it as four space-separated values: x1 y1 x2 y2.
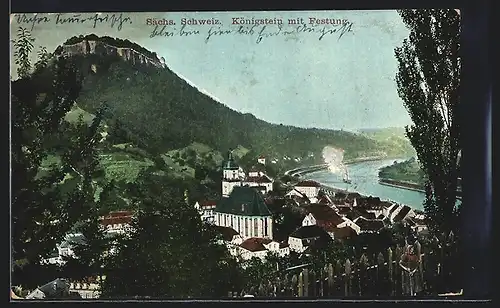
306 158 427 211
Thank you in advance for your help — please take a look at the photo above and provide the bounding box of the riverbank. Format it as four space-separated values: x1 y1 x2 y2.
287 155 406 178
378 178 425 193
379 178 462 200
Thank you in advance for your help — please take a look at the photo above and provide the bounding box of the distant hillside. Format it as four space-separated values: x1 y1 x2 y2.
358 127 416 157
378 157 425 185
53 35 415 163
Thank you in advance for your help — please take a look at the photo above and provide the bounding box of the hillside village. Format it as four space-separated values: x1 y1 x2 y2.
194 151 428 262
34 149 429 299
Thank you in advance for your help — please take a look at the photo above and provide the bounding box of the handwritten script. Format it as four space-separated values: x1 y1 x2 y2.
14 13 133 31
150 22 354 44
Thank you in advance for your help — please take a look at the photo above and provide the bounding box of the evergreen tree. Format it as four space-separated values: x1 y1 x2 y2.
394 9 461 236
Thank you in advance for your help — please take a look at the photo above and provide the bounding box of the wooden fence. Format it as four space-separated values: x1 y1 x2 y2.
235 234 460 298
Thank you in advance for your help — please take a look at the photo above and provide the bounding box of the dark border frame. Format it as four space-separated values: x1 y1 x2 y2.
8 0 493 303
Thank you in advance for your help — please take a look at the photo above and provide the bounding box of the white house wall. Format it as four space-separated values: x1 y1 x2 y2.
302 213 317 226
337 218 360 234
239 248 268 261
242 181 273 194
287 237 306 253
222 181 242 197
295 186 320 199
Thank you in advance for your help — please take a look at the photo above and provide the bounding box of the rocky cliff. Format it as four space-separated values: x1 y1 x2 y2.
58 40 165 69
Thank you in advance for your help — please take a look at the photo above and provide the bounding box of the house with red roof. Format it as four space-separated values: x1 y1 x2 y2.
194 200 217 223
214 226 244 256
235 237 291 260
288 225 332 253
330 225 358 241
100 210 134 235
353 216 385 234
263 240 290 257
285 188 308 199
317 194 334 206
242 174 273 195
294 180 322 200
386 204 415 223
301 203 361 237
248 166 265 178
238 237 271 260
406 216 428 233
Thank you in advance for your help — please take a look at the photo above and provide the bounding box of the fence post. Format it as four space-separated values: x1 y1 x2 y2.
258 283 265 297
401 243 411 295
388 247 394 295
415 240 424 295
309 269 316 297
267 279 272 297
344 259 352 297
298 272 304 297
303 268 309 297
320 265 327 296
274 277 280 297
327 263 334 296
358 254 369 296
394 245 402 296
281 275 288 296
291 274 298 297
377 252 385 296
335 260 342 295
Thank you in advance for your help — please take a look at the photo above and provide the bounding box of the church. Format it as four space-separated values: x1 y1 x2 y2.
214 151 274 239
221 151 273 197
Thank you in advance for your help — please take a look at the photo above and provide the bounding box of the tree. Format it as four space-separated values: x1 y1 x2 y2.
12 27 34 79
394 9 461 236
60 181 120 282
11 28 108 289
99 172 240 298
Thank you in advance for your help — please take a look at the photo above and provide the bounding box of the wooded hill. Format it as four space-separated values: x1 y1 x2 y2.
59 34 416 163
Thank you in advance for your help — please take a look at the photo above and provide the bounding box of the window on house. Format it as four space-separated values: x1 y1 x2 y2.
230 215 233 229
264 218 268 236
245 218 248 237
254 219 258 236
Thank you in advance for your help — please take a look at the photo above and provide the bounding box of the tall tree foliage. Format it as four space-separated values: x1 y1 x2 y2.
100 172 240 298
11 28 107 288
12 27 34 79
394 9 461 236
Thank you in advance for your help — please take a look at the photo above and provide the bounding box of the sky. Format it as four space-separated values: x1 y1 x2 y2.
10 10 413 131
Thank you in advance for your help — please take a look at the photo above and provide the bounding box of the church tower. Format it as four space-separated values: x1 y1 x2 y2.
222 150 242 197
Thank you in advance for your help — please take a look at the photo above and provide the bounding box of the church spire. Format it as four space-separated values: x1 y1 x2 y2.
223 148 239 170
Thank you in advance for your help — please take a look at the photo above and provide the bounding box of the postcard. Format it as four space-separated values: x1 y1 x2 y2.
10 10 463 300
